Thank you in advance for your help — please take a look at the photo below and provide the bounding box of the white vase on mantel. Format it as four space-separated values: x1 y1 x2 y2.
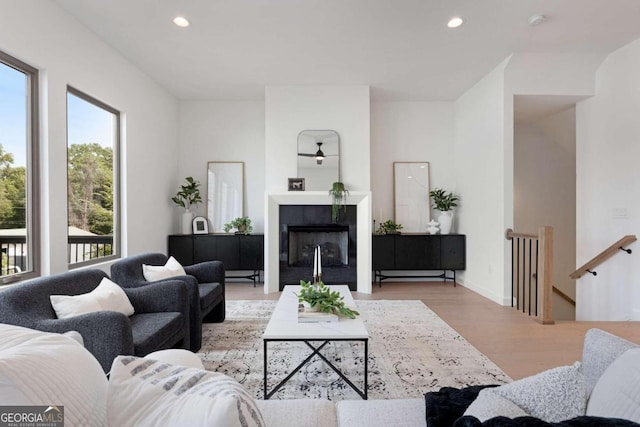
181 210 194 234
438 211 453 234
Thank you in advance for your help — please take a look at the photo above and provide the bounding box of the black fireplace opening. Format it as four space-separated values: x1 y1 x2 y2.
288 225 349 267
279 205 357 290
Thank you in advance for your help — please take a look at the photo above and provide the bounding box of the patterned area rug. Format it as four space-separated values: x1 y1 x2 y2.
199 300 510 400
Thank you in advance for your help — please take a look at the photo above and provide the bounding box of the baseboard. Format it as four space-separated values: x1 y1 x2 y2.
457 277 511 306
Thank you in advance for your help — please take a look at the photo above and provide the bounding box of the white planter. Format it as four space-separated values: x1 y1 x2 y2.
438 211 453 234
181 210 194 234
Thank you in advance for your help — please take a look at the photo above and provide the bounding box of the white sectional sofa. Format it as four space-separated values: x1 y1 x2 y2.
1 324 638 427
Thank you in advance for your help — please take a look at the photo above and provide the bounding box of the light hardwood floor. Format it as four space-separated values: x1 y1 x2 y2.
226 281 640 380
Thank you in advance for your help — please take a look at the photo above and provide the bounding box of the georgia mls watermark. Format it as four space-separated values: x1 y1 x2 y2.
0 406 64 427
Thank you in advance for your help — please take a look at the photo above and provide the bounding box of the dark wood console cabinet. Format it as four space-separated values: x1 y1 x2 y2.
168 234 264 286
372 234 466 286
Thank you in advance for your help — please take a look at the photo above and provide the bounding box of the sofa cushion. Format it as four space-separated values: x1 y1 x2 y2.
142 256 185 282
587 348 640 423
108 356 265 427
0 324 108 426
257 399 336 427
337 398 426 427
490 362 586 423
50 277 135 319
463 388 529 421
130 312 183 355
199 282 223 310
582 328 639 397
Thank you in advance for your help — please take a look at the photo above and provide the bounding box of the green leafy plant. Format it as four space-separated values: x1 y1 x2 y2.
429 188 459 212
171 177 202 210
223 216 253 235
296 280 360 319
376 219 403 235
328 182 349 223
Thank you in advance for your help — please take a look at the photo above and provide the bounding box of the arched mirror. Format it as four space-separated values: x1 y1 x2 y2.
297 130 339 191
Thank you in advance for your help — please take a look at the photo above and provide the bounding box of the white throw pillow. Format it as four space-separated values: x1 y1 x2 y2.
587 348 640 422
463 388 529 421
50 277 135 319
142 256 186 282
108 356 265 427
0 324 108 426
490 362 586 423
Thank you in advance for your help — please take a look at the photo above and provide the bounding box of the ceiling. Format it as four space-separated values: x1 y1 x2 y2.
514 95 585 124
55 0 640 101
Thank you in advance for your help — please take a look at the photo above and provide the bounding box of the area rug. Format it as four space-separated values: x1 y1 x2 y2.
199 300 510 400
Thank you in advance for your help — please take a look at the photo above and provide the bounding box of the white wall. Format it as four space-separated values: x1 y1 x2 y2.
0 1 178 274
177 101 265 232
265 86 371 193
514 108 576 320
454 58 511 304
576 38 640 320
370 102 455 225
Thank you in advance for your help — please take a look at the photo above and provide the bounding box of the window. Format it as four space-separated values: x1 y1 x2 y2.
67 87 120 266
0 51 39 282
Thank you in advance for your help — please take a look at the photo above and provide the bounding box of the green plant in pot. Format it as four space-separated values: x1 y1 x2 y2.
376 219 403 235
429 188 459 234
223 216 253 235
171 177 202 234
296 280 360 319
329 182 348 223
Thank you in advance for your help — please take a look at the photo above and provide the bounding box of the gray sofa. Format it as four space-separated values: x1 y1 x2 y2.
256 328 640 426
111 252 226 352
0 268 190 372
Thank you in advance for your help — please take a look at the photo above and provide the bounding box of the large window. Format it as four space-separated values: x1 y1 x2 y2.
67 87 120 266
0 51 39 282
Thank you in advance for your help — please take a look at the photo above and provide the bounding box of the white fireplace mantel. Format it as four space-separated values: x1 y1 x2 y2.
264 191 372 294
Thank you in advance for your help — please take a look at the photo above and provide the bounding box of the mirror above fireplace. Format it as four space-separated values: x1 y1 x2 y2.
297 130 339 191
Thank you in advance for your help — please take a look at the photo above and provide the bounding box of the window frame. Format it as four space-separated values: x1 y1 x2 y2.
66 86 121 268
0 50 40 284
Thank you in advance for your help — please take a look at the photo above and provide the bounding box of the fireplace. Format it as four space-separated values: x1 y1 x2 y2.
288 225 349 267
279 205 357 290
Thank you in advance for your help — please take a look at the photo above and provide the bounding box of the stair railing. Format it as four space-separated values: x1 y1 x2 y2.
505 226 554 325
570 235 636 279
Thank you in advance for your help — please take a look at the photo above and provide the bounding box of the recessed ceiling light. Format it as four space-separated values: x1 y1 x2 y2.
447 16 464 28
173 16 190 28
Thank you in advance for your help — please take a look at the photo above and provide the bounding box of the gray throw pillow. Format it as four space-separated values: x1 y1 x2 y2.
491 362 586 423
463 388 529 421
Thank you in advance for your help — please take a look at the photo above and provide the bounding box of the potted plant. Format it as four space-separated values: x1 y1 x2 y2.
376 219 403 235
223 217 253 235
296 280 360 319
429 188 459 234
171 177 202 234
329 182 348 223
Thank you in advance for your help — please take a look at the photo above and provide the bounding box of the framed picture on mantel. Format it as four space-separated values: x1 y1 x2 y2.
288 177 305 191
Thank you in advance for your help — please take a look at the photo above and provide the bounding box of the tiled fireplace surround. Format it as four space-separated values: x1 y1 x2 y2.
265 192 372 294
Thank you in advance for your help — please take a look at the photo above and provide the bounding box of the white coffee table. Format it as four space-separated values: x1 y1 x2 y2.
262 285 369 399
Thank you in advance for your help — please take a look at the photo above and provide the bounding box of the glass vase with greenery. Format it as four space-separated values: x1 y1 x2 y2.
329 182 348 223
296 280 360 319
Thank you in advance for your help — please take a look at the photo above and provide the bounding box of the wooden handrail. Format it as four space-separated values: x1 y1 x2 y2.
505 228 537 240
570 235 637 279
553 286 576 307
